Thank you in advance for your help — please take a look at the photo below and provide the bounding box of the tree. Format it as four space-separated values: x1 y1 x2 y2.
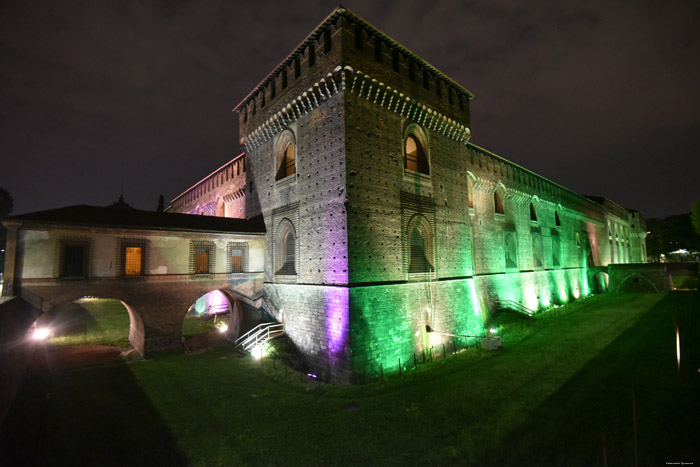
0 187 13 277
0 187 13 219
157 194 164 213
692 201 700 236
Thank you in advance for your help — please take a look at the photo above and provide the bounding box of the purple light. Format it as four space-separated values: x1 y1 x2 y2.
323 287 349 370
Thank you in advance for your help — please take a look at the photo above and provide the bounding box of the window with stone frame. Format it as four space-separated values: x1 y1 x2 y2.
190 241 215 275
60 241 89 278
494 188 505 215
276 220 297 275
228 243 247 273
408 216 434 274
530 203 538 222
505 233 518 270
275 131 296 181
404 131 429 175
466 174 475 208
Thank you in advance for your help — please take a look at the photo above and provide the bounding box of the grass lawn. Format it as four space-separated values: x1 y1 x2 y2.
2 292 698 466
47 298 131 347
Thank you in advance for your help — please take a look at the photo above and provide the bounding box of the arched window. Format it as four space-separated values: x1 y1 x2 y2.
530 203 537 222
494 188 505 214
532 234 543 269
275 130 296 181
276 142 295 180
466 173 475 208
408 217 434 273
276 220 297 275
505 233 518 269
405 134 429 175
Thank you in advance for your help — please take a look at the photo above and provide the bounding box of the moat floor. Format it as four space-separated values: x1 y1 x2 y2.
1 292 698 466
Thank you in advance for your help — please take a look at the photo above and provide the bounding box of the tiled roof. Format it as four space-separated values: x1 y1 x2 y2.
5 204 266 234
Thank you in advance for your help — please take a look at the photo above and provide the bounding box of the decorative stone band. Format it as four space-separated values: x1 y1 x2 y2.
241 66 344 150
344 66 471 145
240 66 471 150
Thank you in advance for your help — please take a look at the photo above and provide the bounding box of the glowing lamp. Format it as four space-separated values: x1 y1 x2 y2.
32 327 51 341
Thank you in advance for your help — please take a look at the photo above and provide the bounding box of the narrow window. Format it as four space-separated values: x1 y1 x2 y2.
505 233 518 269
282 70 288 89
308 44 315 67
243 107 247 123
409 61 416 81
276 141 296 180
532 235 543 268
354 25 363 50
459 95 464 111
261 90 265 108
374 37 382 62
270 81 276 99
61 243 87 278
276 228 296 275
448 87 454 105
231 248 244 273
392 50 400 72
195 248 210 274
494 190 504 215
530 203 537 222
423 70 430 90
124 246 143 276
436 80 442 97
555 211 561 226
467 177 474 208
405 134 429 175
324 29 331 53
294 58 301 78
552 236 561 267
409 223 434 273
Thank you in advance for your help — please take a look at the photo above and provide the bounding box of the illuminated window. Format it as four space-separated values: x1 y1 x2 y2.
408 217 434 274
467 176 474 208
494 189 505 215
195 248 210 274
405 134 429 175
124 247 142 276
60 242 88 278
230 248 244 273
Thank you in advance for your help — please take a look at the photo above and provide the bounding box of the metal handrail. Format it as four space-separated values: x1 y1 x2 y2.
235 322 284 351
493 300 535 316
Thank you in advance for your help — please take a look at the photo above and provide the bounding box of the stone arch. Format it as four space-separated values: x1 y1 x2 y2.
618 273 658 293
44 295 144 358
406 214 434 273
504 232 518 270
592 270 609 293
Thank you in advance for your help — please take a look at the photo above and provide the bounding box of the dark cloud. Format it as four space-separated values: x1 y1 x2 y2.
1 0 698 218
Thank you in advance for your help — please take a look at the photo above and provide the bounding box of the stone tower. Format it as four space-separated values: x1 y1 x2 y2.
234 7 646 382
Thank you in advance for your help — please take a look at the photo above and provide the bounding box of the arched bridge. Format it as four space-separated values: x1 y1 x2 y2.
17 273 266 357
608 262 699 293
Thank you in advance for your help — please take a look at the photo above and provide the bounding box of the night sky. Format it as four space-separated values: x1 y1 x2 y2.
2 0 699 219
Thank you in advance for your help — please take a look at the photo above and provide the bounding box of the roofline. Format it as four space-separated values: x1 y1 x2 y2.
3 218 266 236
169 152 246 205
232 5 475 113
466 142 604 210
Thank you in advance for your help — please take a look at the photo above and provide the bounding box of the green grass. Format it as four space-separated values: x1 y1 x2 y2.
48 298 131 347
2 293 698 466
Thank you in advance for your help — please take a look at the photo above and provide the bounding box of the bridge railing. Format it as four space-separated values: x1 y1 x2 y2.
493 300 535 318
235 322 284 351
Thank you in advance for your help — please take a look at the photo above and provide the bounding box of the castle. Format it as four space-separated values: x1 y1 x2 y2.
2 7 647 382
166 7 647 381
